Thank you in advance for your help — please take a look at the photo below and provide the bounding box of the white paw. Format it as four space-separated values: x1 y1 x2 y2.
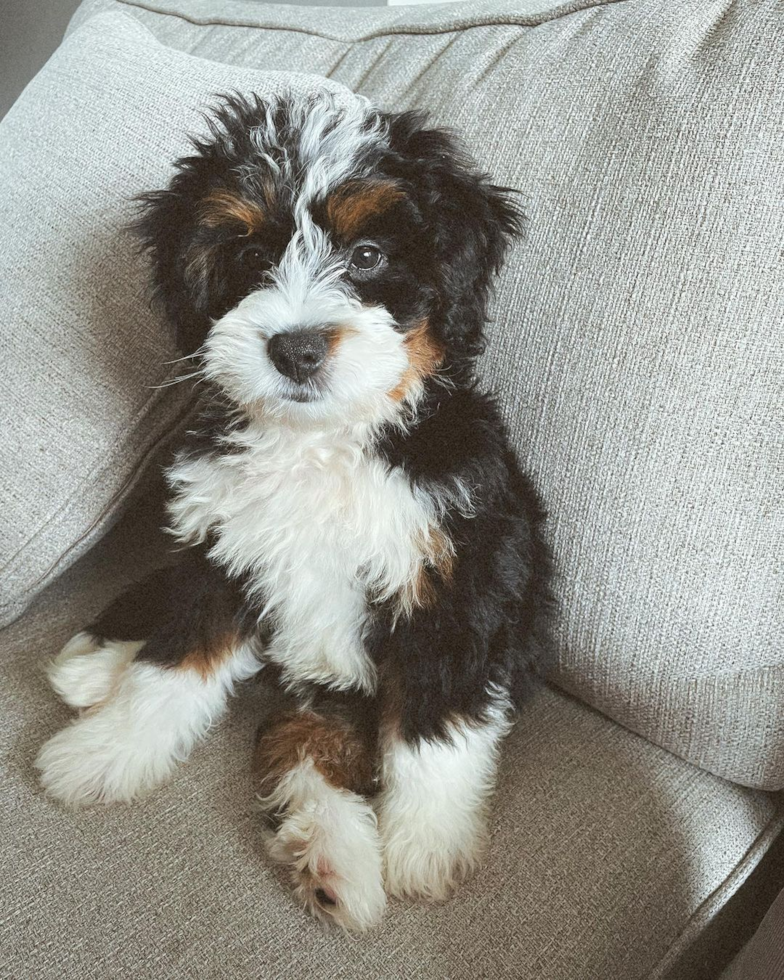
38 649 256 806
265 780 386 931
46 632 142 709
382 812 485 902
36 659 217 806
35 702 177 807
377 705 509 901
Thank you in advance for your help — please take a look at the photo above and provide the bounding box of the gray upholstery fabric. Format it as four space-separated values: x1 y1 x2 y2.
0 13 358 629
34 0 784 789
1 489 782 980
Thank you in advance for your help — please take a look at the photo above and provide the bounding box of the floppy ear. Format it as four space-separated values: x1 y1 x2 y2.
133 177 215 357
387 112 523 356
132 95 266 355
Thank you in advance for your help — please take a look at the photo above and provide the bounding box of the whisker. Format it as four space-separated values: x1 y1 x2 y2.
162 342 208 365
162 352 202 366
147 370 203 390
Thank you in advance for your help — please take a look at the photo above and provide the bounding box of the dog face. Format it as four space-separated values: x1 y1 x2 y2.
136 93 521 425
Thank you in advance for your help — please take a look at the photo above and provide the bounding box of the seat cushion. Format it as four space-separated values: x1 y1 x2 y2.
41 0 782 790
1 492 782 980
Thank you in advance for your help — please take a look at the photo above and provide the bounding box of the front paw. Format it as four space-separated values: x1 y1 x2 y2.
380 805 487 902
36 724 117 807
36 666 183 807
265 789 386 931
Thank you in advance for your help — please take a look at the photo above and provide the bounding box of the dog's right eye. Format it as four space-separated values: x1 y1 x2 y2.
239 246 268 269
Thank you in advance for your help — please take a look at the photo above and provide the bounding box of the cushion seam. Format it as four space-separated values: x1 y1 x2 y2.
549 678 784 791
112 0 633 42
649 806 784 979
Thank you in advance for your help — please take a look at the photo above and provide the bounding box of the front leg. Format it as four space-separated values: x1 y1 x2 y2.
372 491 545 901
255 689 386 931
36 550 260 806
377 688 512 901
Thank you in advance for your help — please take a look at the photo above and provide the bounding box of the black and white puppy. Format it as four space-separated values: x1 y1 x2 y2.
36 92 553 931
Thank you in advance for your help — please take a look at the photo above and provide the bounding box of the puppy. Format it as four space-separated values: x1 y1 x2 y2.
36 92 553 931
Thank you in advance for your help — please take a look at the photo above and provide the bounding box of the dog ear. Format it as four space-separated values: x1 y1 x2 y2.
387 112 523 356
133 178 215 357
133 95 265 355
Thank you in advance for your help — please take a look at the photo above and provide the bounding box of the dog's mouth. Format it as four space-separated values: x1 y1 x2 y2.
281 385 320 404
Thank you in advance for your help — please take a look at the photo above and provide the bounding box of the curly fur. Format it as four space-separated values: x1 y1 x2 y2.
36 91 553 931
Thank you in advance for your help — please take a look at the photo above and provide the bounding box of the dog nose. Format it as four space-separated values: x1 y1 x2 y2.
267 330 329 383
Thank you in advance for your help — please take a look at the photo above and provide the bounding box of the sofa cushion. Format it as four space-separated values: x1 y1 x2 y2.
0 12 359 628
62 0 784 790
2 494 782 980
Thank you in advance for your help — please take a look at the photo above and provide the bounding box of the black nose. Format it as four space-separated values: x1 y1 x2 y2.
267 330 329 383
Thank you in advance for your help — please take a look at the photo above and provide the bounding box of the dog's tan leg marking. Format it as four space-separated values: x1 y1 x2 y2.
257 710 385 931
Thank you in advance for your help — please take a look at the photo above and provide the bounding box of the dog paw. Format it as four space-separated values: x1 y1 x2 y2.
36 661 191 806
266 790 386 931
46 632 142 710
380 809 486 902
35 707 174 807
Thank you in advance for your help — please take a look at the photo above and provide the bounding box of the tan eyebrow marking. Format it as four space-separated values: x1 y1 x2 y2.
326 179 406 240
200 190 266 235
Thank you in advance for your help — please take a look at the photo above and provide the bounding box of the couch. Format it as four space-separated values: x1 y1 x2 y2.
2 1 782 978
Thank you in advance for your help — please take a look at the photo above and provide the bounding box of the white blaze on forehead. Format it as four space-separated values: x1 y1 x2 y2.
248 91 388 221
239 90 393 330
272 220 342 309
267 93 388 282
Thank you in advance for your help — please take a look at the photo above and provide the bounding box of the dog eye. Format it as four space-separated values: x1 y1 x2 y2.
350 245 384 271
239 246 268 269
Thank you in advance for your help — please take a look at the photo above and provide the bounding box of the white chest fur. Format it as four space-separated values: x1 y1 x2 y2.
166 423 441 692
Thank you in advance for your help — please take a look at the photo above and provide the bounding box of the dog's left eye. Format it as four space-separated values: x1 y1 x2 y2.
349 245 384 271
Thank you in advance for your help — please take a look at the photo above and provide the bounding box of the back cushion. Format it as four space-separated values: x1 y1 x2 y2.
29 0 784 786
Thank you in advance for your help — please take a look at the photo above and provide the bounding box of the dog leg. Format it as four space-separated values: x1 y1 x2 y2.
46 631 143 710
36 551 260 806
377 695 512 902
256 701 385 931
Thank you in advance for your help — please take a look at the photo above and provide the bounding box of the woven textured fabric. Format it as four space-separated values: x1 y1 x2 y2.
61 0 784 789
0 12 358 629
1 493 781 980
